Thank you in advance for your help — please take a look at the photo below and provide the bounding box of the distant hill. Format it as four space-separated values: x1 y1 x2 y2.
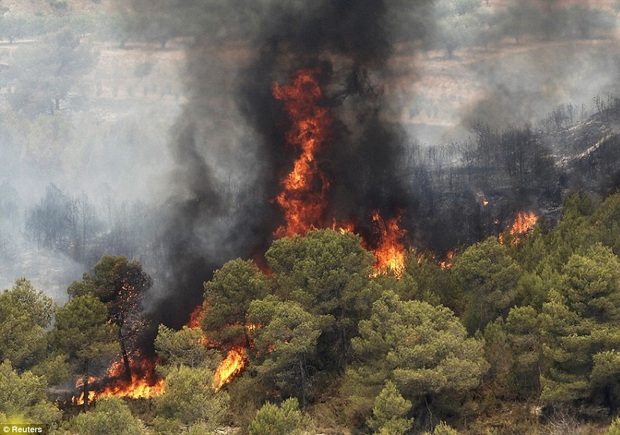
1 0 112 17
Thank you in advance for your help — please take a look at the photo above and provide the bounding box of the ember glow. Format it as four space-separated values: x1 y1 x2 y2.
439 250 455 270
371 211 407 277
273 68 332 237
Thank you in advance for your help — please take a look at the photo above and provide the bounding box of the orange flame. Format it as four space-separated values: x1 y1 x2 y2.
510 211 538 235
500 211 538 245
72 355 165 405
212 347 247 392
183 308 255 391
439 250 454 270
273 68 332 237
188 305 204 329
371 211 407 277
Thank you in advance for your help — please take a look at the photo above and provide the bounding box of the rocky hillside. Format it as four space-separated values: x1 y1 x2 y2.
552 101 620 194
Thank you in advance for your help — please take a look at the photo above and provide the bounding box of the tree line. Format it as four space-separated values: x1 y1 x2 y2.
2 190 620 433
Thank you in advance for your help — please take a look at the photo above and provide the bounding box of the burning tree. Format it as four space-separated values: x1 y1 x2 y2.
68 255 153 382
51 294 119 409
272 68 332 238
201 259 270 390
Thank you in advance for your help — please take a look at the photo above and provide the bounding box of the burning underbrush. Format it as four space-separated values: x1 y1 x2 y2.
72 352 165 406
500 211 539 245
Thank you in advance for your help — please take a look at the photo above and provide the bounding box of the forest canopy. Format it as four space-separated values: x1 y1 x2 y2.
3 191 620 433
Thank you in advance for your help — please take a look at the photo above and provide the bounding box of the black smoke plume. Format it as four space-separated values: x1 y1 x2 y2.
146 0 432 326
134 0 620 329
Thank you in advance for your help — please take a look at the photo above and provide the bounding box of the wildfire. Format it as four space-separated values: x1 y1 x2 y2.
371 211 407 277
96 374 165 401
510 211 538 235
273 68 332 237
73 354 165 405
183 306 254 391
500 211 538 245
439 250 455 270
187 305 204 329
212 347 247 392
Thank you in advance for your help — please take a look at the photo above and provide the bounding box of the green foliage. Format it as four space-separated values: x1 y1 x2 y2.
344 291 488 426
0 278 54 372
69 255 152 306
404 252 459 309
247 297 333 408
482 306 542 400
266 229 377 371
52 294 118 362
69 397 144 435
52 294 118 407
607 417 620 435
154 365 229 430
591 350 620 406
30 353 70 386
248 398 303 435
0 360 61 426
453 237 523 333
425 421 459 435
154 325 217 372
187 420 220 435
367 380 413 435
540 244 620 409
202 258 270 347
541 192 600 271
592 193 620 255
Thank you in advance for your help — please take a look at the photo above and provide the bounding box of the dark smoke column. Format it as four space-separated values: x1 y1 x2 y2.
137 0 430 327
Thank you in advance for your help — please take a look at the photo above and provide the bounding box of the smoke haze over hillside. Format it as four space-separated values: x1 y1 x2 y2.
2 0 620 321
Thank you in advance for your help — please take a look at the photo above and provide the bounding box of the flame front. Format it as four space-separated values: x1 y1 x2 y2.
510 211 538 235
184 306 253 392
371 211 407 277
72 355 165 405
273 68 332 237
500 211 538 245
212 347 247 392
